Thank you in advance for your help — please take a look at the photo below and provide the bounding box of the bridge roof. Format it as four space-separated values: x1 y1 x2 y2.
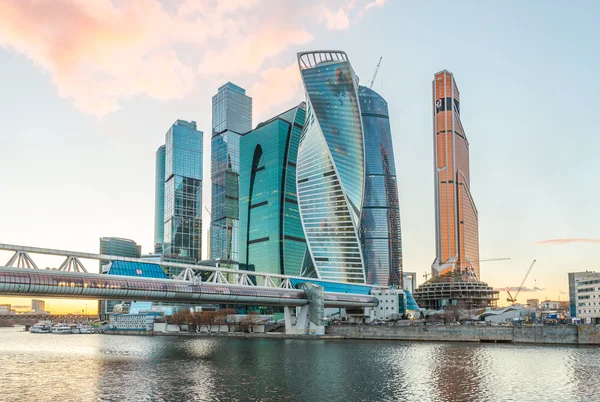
106 261 168 279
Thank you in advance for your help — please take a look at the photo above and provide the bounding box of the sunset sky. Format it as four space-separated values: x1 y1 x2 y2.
0 0 598 314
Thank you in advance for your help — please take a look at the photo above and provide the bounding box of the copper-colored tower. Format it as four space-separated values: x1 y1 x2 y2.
432 70 480 280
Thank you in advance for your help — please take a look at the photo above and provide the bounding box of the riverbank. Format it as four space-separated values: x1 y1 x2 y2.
104 325 600 345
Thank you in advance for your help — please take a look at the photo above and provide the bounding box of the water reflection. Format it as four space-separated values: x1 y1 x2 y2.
2 328 600 401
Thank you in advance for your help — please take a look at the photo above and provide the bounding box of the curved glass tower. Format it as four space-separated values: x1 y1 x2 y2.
358 86 403 287
296 51 366 283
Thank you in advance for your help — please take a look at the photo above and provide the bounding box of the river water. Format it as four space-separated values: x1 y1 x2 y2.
1 327 600 401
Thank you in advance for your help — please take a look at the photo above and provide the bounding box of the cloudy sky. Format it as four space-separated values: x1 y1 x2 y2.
0 0 598 313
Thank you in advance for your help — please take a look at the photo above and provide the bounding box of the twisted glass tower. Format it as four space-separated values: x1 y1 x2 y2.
296 51 366 283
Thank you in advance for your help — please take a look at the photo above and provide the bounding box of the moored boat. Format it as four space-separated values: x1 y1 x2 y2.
30 322 52 333
51 324 72 334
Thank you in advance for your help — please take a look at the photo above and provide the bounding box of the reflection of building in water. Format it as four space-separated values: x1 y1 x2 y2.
431 344 483 400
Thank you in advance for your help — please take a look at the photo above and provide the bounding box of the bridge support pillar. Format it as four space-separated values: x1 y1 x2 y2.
284 283 325 336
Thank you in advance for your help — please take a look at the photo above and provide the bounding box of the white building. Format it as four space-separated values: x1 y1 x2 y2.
569 271 600 324
477 305 533 323
109 312 163 331
368 288 406 321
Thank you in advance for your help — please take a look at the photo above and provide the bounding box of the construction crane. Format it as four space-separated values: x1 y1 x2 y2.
369 57 382 88
507 260 537 304
480 258 511 262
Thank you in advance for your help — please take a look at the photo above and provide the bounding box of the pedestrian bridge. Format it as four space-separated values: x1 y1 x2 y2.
0 243 380 335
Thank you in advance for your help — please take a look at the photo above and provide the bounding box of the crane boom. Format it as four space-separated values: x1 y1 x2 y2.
480 258 511 262
369 57 382 88
514 260 536 301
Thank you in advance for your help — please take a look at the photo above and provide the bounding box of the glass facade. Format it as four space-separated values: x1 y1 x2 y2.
98 237 141 320
296 51 366 283
239 104 307 278
210 83 252 265
212 82 253 134
358 86 403 287
163 120 203 265
432 70 480 279
154 145 166 253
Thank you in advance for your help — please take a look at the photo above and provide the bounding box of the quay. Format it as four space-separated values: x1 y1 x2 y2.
326 324 600 345
101 324 600 345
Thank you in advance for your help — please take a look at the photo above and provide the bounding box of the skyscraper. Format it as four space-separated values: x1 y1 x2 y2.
431 70 479 279
413 70 498 310
296 51 366 283
239 103 307 278
154 145 166 254
98 237 141 320
210 83 252 266
358 85 403 287
162 120 203 266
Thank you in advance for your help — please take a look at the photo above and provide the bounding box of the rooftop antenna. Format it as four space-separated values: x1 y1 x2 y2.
369 57 382 88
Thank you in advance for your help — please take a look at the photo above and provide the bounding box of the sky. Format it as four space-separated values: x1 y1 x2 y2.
0 0 598 314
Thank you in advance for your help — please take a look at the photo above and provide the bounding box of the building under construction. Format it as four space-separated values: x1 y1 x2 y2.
412 273 498 310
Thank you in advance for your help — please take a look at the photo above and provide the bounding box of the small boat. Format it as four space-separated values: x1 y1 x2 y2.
51 324 72 334
78 325 95 334
30 323 52 333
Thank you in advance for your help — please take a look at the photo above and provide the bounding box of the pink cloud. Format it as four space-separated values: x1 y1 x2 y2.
365 0 387 10
536 238 600 245
251 63 303 122
0 0 387 117
198 26 313 76
321 6 351 30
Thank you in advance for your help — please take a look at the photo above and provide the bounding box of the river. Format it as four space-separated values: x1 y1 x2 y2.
1 327 599 401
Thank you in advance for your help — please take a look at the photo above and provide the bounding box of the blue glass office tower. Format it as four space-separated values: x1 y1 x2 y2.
162 120 203 266
358 86 403 286
296 51 366 283
239 103 307 277
98 237 141 320
154 145 166 254
210 83 252 266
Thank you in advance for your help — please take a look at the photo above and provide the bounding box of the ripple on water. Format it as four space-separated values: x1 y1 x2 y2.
2 328 600 401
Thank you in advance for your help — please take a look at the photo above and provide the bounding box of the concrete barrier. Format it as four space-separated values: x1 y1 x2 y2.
326 325 597 345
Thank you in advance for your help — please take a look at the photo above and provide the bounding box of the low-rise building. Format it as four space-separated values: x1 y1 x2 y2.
108 312 163 331
569 271 600 324
368 288 406 321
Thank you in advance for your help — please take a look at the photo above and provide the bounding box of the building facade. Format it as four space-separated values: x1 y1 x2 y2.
569 271 600 323
239 104 307 278
210 83 252 266
154 145 166 254
98 237 142 320
358 85 403 287
296 51 366 283
163 120 203 265
431 70 480 280
31 299 45 312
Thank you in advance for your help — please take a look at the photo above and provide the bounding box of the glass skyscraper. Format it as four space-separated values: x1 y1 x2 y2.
239 103 307 278
98 237 141 320
296 51 366 283
210 83 252 266
431 70 479 279
162 120 203 267
154 145 166 254
358 85 403 287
